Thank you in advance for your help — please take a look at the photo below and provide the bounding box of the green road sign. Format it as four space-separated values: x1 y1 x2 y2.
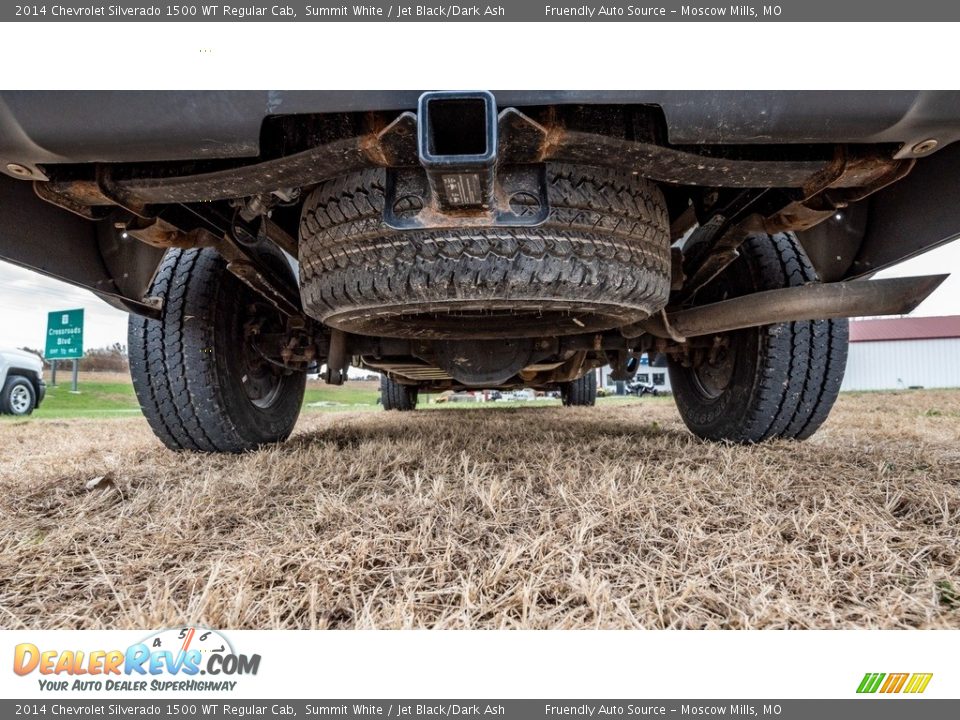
45 308 84 360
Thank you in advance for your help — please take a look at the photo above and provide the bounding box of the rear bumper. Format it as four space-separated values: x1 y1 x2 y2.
3 91 960 174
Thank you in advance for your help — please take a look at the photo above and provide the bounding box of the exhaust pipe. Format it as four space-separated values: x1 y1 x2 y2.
622 274 949 340
418 90 498 211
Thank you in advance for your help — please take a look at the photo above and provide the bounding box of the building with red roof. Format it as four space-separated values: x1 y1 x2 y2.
842 316 960 391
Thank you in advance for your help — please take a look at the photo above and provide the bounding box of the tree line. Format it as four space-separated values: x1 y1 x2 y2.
18 343 130 373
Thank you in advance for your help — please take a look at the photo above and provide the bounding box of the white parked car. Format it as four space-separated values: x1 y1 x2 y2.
0 349 46 416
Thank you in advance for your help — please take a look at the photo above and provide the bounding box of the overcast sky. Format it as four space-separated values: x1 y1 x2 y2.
1 240 959 353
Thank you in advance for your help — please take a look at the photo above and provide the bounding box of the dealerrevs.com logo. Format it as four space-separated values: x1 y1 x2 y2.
857 672 933 694
13 627 260 693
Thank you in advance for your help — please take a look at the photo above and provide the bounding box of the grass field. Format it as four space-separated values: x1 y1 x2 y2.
16 373 636 420
12 373 384 419
1 381 958 629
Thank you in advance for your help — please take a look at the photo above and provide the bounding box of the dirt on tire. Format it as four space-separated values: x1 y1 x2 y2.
298 164 671 339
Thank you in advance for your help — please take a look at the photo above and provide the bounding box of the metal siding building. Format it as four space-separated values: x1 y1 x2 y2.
598 353 672 393
840 316 960 391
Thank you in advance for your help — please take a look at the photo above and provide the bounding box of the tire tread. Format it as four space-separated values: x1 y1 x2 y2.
670 232 848 443
298 165 672 330
561 370 597 407
128 248 304 452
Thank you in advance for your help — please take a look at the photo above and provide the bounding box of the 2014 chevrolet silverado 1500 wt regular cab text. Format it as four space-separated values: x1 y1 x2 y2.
0 90 957 451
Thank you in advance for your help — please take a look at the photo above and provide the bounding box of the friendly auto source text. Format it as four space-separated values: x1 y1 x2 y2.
544 5 782 17
544 706 780 716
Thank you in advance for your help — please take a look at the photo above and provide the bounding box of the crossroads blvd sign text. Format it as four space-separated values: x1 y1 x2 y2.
45 308 84 360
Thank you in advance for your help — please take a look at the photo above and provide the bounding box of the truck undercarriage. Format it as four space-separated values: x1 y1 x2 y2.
1 91 957 451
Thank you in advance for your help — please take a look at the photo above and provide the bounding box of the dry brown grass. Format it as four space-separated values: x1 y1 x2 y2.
1 391 959 629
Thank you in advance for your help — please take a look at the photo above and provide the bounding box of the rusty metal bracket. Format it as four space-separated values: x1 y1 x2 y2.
225 259 301 318
383 99 552 231
679 214 765 301
677 150 915 303
383 163 549 230
626 309 687 343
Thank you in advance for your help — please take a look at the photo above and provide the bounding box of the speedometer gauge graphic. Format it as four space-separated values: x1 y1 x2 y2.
141 627 234 658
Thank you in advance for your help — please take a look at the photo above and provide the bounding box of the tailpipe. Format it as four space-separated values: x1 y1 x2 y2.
622 274 949 340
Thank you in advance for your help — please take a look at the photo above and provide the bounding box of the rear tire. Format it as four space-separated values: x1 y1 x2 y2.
128 248 306 453
669 232 848 443
380 375 418 411
560 370 597 407
1 375 36 416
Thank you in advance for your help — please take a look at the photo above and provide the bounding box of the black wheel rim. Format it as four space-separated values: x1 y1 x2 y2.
690 338 737 400
238 302 286 410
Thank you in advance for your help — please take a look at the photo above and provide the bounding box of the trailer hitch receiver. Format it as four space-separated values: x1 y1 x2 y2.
419 90 498 210
383 91 550 230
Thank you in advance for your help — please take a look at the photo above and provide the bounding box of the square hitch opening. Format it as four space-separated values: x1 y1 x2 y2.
383 91 550 230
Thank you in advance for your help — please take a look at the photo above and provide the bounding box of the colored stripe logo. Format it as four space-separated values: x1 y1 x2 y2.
857 672 933 694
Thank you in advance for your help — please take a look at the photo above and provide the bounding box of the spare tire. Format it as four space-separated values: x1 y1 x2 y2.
298 163 671 339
